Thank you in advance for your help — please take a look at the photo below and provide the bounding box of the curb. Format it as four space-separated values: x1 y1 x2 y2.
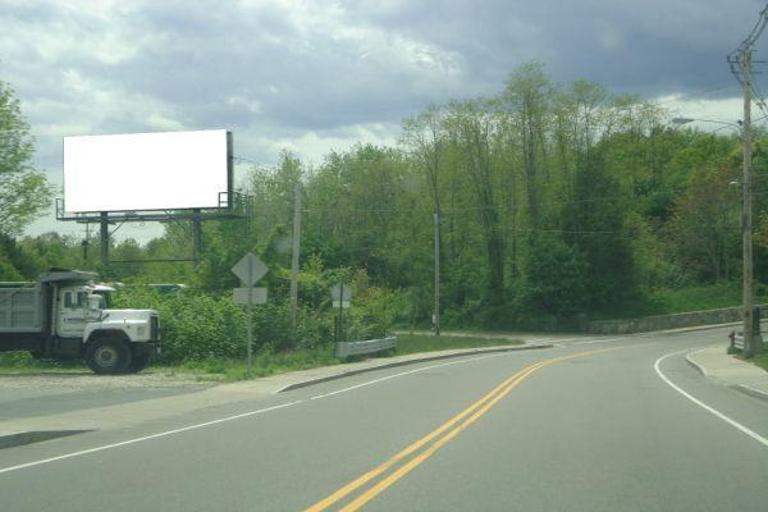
0 429 91 450
733 384 768 403
684 351 709 377
275 343 553 393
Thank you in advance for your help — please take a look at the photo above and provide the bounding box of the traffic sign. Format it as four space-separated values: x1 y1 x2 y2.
231 252 268 286
233 287 268 305
331 283 352 302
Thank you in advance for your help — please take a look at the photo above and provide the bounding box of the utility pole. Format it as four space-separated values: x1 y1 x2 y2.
742 49 756 357
192 208 202 270
729 4 768 356
82 223 90 263
434 211 441 336
290 181 302 333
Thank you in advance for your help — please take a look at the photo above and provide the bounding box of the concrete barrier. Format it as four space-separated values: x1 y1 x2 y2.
586 304 767 335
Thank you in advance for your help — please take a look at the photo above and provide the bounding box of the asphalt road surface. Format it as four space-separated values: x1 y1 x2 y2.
1 326 767 511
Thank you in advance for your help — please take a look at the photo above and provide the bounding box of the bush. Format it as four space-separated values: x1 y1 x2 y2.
111 276 403 364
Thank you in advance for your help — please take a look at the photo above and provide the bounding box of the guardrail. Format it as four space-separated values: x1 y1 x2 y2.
730 331 745 351
336 336 397 358
728 330 763 351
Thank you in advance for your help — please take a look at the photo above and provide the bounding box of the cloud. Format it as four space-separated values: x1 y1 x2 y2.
4 0 767 242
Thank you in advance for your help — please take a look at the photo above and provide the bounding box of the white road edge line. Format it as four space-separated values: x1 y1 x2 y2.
309 353 505 400
0 400 304 476
654 350 768 448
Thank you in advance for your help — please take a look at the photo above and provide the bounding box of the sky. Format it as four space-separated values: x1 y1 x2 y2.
2 0 768 242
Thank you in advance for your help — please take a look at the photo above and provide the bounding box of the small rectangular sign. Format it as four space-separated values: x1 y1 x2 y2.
330 284 352 302
332 300 351 309
233 287 268 305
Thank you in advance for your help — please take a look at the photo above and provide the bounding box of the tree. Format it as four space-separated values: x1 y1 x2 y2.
667 160 739 282
0 79 53 236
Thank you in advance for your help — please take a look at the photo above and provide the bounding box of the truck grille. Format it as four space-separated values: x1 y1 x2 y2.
150 315 160 341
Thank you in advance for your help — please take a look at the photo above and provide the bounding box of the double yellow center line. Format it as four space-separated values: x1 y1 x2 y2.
306 348 611 511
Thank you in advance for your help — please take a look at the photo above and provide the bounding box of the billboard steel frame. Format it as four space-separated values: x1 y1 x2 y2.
57 191 253 270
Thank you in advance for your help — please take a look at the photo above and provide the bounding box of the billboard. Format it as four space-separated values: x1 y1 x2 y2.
63 129 232 213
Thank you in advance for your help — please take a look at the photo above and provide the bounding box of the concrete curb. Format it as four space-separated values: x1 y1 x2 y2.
684 351 709 377
275 343 553 393
734 384 768 403
0 429 91 450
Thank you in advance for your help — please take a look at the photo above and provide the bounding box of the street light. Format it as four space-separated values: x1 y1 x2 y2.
673 115 758 356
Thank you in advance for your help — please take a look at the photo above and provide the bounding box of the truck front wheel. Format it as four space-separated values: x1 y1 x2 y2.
85 337 132 375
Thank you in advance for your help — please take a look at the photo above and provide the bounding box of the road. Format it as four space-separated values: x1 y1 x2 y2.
1 327 767 511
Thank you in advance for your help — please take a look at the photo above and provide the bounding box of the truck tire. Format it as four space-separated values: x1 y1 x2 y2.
127 353 151 374
85 337 132 375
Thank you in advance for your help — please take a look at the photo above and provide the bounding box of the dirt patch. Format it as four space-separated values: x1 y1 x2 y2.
0 371 210 391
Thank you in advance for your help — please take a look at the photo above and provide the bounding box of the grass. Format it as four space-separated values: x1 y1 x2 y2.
0 352 87 374
0 334 522 381
590 282 768 321
648 282 767 315
745 351 768 373
394 333 522 355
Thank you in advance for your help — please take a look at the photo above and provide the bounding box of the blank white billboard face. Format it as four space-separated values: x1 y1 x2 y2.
64 129 230 212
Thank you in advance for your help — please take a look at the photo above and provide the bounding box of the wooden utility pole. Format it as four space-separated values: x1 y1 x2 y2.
434 211 441 336
742 49 756 357
290 182 302 333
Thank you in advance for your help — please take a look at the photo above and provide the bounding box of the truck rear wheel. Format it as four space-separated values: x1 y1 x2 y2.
85 337 132 375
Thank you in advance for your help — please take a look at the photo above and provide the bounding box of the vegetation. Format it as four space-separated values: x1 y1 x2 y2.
0 334 521 381
395 334 521 355
1 62 766 374
748 351 768 373
0 81 52 236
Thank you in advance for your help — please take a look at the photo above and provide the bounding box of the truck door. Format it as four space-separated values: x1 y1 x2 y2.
57 288 89 338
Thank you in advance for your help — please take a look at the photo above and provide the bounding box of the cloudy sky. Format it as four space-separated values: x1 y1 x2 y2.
2 0 767 241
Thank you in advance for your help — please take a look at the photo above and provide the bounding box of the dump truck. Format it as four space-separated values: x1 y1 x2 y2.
0 269 159 374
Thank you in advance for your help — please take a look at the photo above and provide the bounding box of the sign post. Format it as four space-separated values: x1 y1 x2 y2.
231 252 268 378
331 283 352 343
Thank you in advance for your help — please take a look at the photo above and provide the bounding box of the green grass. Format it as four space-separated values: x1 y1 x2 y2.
394 333 522 355
0 352 87 374
590 282 768 321
746 352 768 373
163 348 344 382
0 334 521 381
649 282 764 315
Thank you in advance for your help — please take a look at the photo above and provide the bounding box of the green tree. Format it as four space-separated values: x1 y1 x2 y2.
0 79 52 236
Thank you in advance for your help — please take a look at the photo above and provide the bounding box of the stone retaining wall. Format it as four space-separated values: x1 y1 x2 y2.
586 305 766 335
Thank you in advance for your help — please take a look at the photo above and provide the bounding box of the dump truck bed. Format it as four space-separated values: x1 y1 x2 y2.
0 284 44 332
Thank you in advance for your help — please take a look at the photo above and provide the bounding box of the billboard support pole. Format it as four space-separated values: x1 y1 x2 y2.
99 212 109 272
192 208 202 270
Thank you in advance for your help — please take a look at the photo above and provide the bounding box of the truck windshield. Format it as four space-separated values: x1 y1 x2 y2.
92 293 109 309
